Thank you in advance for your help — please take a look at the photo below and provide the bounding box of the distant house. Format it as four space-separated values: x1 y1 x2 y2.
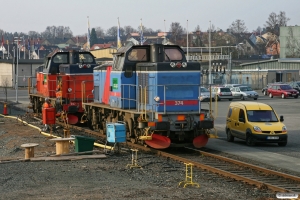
90 43 113 50
265 40 280 56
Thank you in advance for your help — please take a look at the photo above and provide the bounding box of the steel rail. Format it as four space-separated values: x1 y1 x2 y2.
46 120 297 193
194 148 300 183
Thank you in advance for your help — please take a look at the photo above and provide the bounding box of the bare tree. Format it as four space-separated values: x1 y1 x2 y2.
28 31 40 38
265 11 290 35
41 26 73 39
229 19 248 33
194 25 201 32
95 27 105 38
63 27 73 38
1 77 10 102
254 26 262 35
169 22 184 44
137 25 153 34
124 26 137 35
106 26 125 37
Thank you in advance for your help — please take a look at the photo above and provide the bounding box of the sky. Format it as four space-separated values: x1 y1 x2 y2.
1 0 299 36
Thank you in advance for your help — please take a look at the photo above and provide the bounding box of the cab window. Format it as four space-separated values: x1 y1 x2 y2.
164 48 183 61
53 54 68 64
79 53 94 63
128 49 148 61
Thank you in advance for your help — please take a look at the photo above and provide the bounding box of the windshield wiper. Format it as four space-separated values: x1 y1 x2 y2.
165 52 171 61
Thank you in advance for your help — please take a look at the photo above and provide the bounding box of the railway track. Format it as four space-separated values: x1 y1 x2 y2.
21 114 300 194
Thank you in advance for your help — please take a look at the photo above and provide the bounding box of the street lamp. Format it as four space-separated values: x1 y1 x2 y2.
237 43 244 59
257 66 261 89
256 54 262 89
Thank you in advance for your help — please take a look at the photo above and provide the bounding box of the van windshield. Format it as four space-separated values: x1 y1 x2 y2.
246 110 278 122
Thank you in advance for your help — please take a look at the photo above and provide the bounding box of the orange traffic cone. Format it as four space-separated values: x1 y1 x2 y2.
3 103 8 115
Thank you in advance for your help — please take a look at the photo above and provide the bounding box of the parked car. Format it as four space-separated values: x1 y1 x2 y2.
211 86 233 101
199 87 215 101
231 86 259 100
288 81 300 92
224 84 243 89
267 84 299 99
262 82 283 96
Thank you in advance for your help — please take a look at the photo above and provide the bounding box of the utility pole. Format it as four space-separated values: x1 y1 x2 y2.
14 37 21 103
209 21 212 84
229 52 232 84
186 20 189 62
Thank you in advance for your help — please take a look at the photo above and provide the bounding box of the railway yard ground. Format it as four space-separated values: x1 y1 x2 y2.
1 89 300 200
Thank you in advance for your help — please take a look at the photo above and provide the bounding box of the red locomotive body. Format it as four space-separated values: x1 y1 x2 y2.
29 50 97 124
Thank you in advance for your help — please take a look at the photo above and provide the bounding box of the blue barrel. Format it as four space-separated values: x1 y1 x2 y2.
106 123 126 143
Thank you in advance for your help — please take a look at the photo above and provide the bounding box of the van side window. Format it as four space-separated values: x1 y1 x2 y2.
227 108 232 118
239 109 245 122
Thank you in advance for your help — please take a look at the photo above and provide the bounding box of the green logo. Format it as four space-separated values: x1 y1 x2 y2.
112 78 118 90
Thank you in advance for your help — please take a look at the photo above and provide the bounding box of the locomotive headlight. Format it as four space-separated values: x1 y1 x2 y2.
154 96 160 102
92 89 94 94
87 64 91 68
68 88 72 93
170 62 176 68
79 64 83 68
182 62 187 68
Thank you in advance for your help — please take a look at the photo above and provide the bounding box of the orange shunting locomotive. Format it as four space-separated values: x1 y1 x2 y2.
29 50 97 124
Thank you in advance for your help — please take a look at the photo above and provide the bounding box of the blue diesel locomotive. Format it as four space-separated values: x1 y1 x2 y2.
82 44 214 149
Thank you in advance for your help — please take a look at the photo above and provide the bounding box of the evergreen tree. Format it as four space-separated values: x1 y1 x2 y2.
90 28 98 47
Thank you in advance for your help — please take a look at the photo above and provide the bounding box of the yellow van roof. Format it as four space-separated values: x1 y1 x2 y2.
230 102 272 110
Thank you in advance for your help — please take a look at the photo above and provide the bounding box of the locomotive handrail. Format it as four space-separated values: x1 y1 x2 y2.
81 81 86 103
48 79 59 98
27 76 37 95
81 81 94 103
28 77 32 95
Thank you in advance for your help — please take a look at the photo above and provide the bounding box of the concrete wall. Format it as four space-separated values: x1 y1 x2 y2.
0 63 13 87
0 59 43 88
280 26 300 58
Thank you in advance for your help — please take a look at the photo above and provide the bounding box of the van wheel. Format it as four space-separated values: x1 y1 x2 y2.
263 90 268 96
278 141 287 146
281 94 285 99
226 129 234 142
240 95 245 100
269 93 273 98
246 134 255 146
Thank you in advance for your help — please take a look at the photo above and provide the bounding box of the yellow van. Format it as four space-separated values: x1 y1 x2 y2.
226 102 287 146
